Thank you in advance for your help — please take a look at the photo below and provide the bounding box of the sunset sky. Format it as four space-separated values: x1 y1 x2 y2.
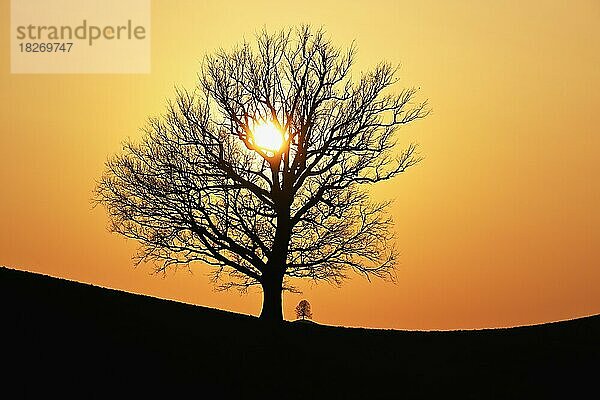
1 0 598 330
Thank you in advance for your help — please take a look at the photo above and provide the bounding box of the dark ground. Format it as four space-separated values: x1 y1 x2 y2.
1 266 598 399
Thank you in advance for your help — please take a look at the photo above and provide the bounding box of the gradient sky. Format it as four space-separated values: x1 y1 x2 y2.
1 0 599 330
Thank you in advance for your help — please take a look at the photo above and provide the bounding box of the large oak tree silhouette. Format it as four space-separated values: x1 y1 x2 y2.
94 26 428 322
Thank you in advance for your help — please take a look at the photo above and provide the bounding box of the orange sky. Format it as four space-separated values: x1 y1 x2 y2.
1 0 599 330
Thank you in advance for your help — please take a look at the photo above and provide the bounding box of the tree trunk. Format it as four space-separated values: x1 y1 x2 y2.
259 274 283 322
260 187 290 323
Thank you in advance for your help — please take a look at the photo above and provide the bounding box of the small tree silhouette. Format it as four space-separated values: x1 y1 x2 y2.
295 300 313 320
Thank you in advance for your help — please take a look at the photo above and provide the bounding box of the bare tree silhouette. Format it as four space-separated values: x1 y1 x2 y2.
295 300 313 321
94 26 428 322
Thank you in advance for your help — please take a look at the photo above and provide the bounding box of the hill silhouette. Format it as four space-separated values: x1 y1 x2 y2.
2 266 598 398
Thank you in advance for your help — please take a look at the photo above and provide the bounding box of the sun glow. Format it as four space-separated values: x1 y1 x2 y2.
251 120 285 153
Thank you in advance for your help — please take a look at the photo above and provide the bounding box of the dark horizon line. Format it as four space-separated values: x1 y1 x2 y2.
2 265 597 332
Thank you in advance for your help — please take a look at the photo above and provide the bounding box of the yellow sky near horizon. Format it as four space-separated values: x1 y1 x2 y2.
1 0 599 330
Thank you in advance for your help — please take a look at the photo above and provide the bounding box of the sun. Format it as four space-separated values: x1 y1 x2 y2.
251 120 285 153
